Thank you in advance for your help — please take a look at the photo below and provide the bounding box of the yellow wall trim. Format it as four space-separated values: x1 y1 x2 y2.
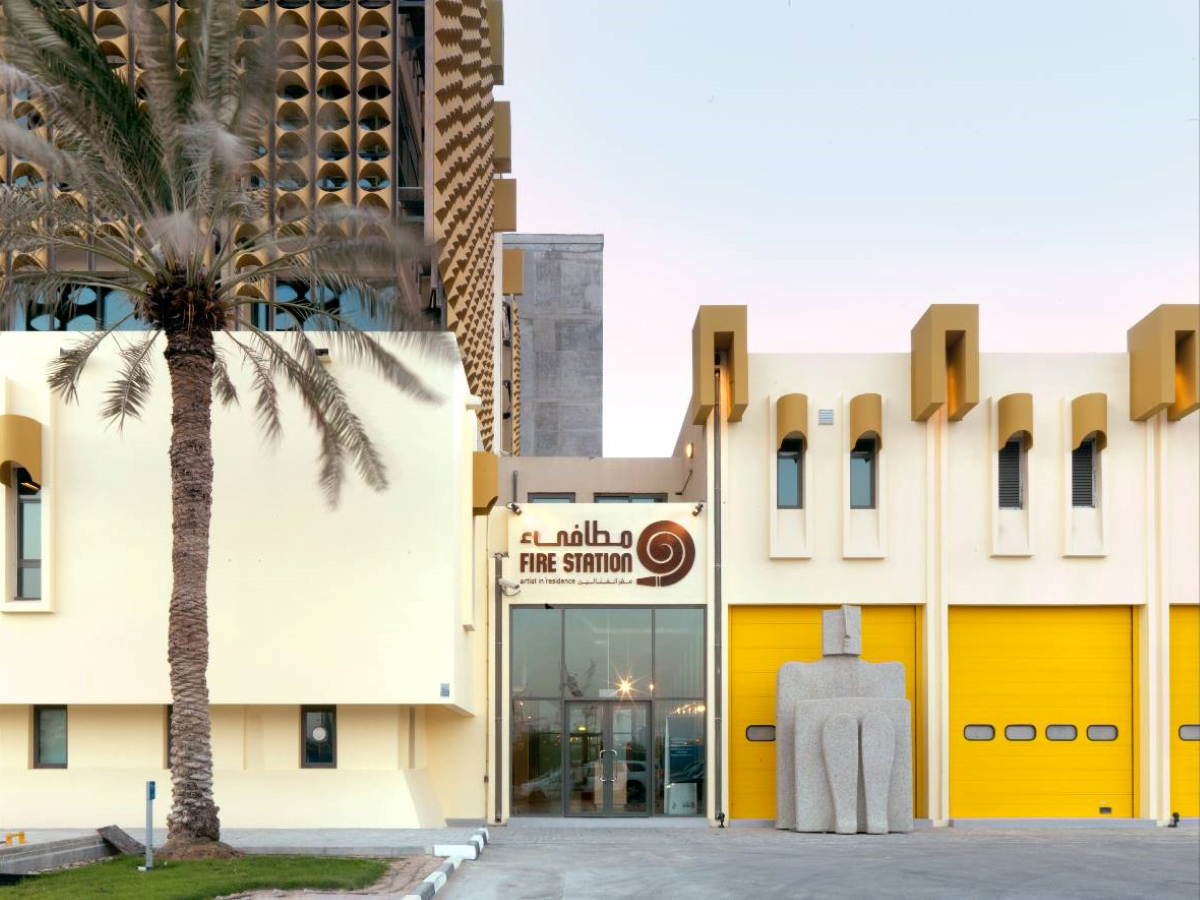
486 0 505 85
996 393 1034 451
849 392 883 449
472 451 499 516
775 393 808 448
1127 304 1199 421
690 305 748 425
910 304 979 422
501 248 523 296
0 414 42 487
493 178 517 232
493 101 512 174
1071 393 1109 451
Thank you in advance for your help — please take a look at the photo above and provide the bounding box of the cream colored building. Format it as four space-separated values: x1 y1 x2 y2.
2 302 1197 830
487 302 1199 827
0 331 492 827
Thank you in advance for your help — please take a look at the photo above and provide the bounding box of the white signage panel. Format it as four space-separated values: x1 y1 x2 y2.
508 504 704 602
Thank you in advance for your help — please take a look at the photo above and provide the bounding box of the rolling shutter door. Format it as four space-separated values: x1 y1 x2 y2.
728 605 919 820
1170 606 1199 818
950 606 1133 818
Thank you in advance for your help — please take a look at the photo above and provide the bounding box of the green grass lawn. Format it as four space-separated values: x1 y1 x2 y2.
5 855 389 899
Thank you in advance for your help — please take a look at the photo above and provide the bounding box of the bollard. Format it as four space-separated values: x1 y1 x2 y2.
141 781 155 871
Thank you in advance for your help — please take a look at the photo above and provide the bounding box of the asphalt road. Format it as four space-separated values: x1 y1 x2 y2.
439 825 1200 900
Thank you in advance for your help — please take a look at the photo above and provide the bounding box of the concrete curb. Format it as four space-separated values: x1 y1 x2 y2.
404 828 488 899
0 836 118 876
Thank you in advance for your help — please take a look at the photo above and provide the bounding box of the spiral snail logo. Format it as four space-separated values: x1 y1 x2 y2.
635 521 696 587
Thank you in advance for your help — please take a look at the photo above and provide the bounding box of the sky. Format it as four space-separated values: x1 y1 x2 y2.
499 1 1200 457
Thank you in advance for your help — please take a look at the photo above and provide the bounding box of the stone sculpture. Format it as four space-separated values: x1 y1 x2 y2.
776 605 913 834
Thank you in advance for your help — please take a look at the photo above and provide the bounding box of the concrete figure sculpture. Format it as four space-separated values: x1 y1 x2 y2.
776 606 913 834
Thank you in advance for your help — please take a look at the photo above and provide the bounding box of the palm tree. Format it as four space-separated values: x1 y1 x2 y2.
0 0 445 855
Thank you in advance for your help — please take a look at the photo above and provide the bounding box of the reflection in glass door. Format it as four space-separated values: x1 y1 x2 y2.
566 702 604 815
565 701 650 816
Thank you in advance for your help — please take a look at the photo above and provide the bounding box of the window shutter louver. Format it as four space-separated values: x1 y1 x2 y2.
1072 439 1096 508
998 439 1023 509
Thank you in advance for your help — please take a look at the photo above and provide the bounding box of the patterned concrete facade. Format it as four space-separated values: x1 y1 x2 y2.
502 234 603 457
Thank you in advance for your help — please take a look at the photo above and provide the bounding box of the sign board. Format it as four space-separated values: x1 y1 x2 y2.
509 504 704 602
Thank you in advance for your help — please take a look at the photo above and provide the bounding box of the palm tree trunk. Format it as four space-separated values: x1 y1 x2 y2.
163 326 221 846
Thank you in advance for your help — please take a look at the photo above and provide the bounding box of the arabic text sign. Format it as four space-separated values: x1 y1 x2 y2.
510 504 702 597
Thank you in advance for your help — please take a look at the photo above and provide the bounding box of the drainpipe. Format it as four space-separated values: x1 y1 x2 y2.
713 364 725 827
493 552 505 824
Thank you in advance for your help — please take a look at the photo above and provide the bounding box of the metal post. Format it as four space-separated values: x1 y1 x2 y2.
144 780 154 870
713 365 725 827
493 553 505 824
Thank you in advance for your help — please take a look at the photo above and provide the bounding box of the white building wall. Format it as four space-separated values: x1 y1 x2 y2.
726 354 927 608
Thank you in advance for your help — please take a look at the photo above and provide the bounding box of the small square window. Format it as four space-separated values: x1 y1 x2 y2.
34 706 67 768
963 724 995 741
528 492 574 504
1086 724 1118 742
301 706 336 768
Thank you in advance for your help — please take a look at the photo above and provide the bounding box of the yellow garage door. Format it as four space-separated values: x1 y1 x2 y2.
949 606 1133 819
1170 605 1199 818
728 605 920 820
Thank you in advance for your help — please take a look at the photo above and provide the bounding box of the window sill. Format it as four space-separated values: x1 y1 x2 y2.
2 597 54 614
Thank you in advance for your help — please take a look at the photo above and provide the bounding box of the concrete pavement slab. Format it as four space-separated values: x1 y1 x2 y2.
437 825 1200 900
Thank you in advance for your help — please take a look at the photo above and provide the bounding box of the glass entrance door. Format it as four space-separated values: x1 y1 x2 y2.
565 701 650 817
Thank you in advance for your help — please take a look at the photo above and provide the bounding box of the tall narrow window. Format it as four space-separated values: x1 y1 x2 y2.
777 437 804 509
34 705 67 768
593 493 667 503
849 437 876 509
1072 437 1098 508
13 466 41 599
998 439 1024 509
301 706 336 768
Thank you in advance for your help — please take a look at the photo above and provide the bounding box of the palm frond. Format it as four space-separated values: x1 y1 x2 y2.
246 326 388 504
0 118 77 180
226 334 282 441
46 329 107 403
43 306 137 401
211 346 239 408
101 332 159 429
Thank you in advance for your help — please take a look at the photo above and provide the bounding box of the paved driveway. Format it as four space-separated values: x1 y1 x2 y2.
441 825 1200 900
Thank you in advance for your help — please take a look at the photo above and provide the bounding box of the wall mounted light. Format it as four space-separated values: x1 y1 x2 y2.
692 502 704 516
505 501 522 515
677 443 696 495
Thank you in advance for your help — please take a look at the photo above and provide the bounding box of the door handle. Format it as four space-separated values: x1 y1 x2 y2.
599 748 617 783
